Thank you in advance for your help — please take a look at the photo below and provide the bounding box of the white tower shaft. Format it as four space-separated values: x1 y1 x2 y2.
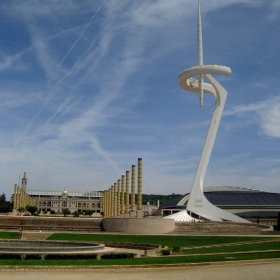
197 0 204 109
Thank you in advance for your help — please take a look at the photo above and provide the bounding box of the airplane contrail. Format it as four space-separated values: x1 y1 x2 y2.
15 1 105 147
58 0 105 68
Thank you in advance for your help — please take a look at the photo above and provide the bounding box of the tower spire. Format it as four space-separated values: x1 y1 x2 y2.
197 0 204 109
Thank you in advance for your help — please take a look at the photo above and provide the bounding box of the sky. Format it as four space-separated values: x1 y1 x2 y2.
0 0 280 199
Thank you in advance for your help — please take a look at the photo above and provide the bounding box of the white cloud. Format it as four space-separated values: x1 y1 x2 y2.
225 96 280 138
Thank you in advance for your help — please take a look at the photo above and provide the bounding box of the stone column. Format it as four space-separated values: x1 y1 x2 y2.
125 170 130 217
109 186 113 217
137 158 143 218
117 179 121 216
121 175 125 216
113 183 117 217
101 191 105 216
130 165 136 217
106 190 110 218
19 188 23 209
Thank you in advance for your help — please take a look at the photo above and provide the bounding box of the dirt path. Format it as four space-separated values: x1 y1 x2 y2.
21 231 52 240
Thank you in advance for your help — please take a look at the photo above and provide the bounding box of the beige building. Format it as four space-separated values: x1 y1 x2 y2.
26 190 103 214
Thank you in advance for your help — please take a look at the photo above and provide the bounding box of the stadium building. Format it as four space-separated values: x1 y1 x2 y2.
160 186 280 222
12 173 103 214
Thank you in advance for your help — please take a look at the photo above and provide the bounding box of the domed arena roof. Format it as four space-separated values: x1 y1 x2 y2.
160 186 280 221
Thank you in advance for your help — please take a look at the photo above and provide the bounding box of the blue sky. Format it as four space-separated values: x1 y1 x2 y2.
1 0 279 199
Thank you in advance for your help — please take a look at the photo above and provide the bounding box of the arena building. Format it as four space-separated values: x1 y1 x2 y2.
160 186 280 222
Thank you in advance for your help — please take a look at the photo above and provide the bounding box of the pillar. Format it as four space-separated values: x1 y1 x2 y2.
117 179 121 216
113 183 117 217
131 165 136 217
109 186 113 217
121 175 125 216
125 170 130 216
137 158 143 218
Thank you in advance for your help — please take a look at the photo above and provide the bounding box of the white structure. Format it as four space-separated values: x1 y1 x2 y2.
164 210 199 222
177 2 250 223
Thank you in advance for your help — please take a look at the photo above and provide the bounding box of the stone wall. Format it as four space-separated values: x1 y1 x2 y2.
0 216 103 231
103 217 175 234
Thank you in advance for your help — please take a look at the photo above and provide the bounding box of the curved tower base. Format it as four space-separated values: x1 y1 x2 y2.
178 66 250 223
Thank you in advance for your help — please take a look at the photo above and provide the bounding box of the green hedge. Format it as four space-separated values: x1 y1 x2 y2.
160 249 171 255
25 254 42 260
0 254 21 259
101 253 135 259
45 254 97 260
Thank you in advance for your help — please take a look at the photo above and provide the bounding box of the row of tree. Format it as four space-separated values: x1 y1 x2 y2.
0 193 13 213
17 206 95 217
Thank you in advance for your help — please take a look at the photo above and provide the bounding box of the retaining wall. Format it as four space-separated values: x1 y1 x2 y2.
103 218 175 234
0 216 103 231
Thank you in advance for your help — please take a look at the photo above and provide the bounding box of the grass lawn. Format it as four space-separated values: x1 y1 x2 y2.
0 231 21 239
46 233 274 248
0 232 279 266
184 241 280 254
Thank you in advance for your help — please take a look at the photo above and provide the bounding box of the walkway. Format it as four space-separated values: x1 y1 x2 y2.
0 260 280 279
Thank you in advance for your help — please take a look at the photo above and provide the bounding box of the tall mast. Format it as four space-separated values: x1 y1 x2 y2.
197 0 204 109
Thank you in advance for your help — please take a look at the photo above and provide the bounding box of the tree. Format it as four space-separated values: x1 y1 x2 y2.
72 211 80 217
17 207 25 215
62 208 71 217
0 193 6 205
0 203 12 213
84 209 94 217
25 205 38 216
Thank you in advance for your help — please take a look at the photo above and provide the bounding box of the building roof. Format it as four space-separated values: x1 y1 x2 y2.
160 186 280 209
26 190 103 197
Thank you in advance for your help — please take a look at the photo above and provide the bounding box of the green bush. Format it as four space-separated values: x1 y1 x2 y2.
0 254 21 259
50 210 55 214
101 253 135 259
72 211 80 217
172 246 181 253
25 254 42 260
45 254 97 260
160 249 171 255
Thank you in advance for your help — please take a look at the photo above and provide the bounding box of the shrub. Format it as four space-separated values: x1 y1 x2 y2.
172 246 181 254
45 254 97 260
25 254 42 260
72 211 80 217
101 253 135 259
0 254 21 259
50 210 55 214
160 249 171 255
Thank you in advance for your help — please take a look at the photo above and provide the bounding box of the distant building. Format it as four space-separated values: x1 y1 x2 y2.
26 189 103 214
160 186 280 222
